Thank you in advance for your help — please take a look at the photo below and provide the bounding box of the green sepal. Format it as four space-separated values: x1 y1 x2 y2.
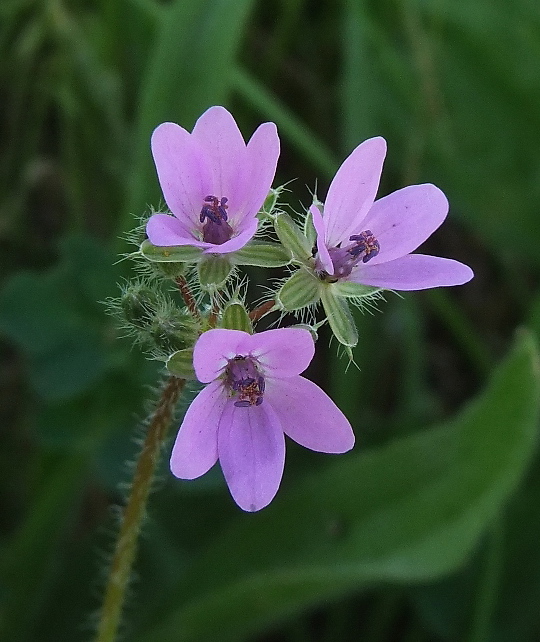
221 302 253 333
277 269 322 312
274 213 313 263
289 323 319 342
140 239 203 263
166 348 196 379
320 285 358 347
232 241 290 268
304 208 317 247
261 187 281 214
331 281 382 298
197 255 233 289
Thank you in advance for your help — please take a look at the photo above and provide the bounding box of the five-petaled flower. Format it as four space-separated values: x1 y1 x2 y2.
146 106 280 254
311 136 474 290
170 328 354 512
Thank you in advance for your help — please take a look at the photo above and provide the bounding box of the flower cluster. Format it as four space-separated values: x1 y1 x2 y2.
119 105 473 511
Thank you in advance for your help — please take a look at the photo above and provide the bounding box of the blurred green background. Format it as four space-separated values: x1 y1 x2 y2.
2 0 540 640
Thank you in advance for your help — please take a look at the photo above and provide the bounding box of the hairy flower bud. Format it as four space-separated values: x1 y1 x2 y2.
120 285 160 329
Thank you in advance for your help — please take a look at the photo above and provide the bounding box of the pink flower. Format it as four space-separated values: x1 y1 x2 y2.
170 328 354 512
146 106 280 255
311 137 474 290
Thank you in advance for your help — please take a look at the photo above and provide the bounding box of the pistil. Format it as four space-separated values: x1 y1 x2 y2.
226 356 265 407
322 230 380 281
200 195 234 245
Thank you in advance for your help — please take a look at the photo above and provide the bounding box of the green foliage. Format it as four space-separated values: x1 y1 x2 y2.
2 0 540 640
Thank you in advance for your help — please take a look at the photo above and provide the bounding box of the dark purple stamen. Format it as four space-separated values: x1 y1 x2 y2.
349 230 380 263
200 195 233 244
322 229 380 280
226 356 265 407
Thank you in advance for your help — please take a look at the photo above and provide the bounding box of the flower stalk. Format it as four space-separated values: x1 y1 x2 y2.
95 375 186 642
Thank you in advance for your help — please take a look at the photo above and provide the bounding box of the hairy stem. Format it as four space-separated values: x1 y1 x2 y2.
175 275 202 323
249 299 276 323
94 376 186 642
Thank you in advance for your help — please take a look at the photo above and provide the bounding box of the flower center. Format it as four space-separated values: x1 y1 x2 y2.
226 356 265 407
200 195 234 245
323 230 380 281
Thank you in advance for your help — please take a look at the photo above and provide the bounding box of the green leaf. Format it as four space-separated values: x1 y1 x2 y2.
320 285 358 347
166 349 195 379
137 330 540 642
0 235 115 399
140 239 202 263
197 255 233 290
221 302 253 333
276 269 322 311
273 212 312 263
231 241 291 268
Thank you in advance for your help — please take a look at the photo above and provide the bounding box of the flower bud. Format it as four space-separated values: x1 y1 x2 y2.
197 255 234 290
221 302 253 333
120 285 160 329
149 312 198 354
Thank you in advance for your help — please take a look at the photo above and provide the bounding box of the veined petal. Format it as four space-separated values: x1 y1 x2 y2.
192 106 247 220
170 380 224 479
201 218 258 255
151 123 210 229
237 122 280 223
146 214 201 247
193 329 249 383
324 137 386 247
218 400 285 512
265 376 355 453
360 184 449 265
350 253 474 290
310 205 333 274
240 328 315 378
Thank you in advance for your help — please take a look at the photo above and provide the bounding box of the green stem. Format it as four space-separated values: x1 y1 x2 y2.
94 375 186 642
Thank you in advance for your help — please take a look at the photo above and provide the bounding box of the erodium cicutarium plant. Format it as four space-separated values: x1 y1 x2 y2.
96 106 473 642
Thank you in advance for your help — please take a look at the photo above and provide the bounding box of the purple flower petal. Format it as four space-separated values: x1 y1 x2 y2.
265 376 354 453
241 328 315 378
191 106 247 216
350 253 474 290
193 329 249 383
311 205 333 274
323 137 387 247
151 122 210 229
237 122 280 224
146 213 203 247
218 400 285 512
201 217 258 255
170 380 224 479
360 184 449 265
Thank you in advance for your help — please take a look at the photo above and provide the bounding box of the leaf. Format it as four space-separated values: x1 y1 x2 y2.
0 235 117 400
137 330 540 642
